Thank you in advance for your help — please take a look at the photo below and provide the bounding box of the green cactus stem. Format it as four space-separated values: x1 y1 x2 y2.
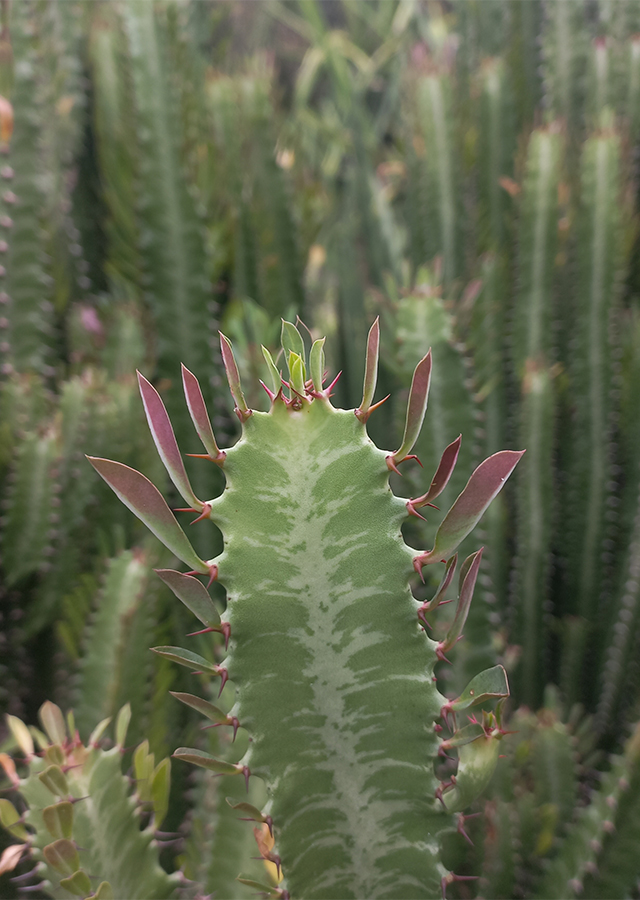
89 323 521 899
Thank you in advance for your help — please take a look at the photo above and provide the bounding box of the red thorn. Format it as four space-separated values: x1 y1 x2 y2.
174 507 197 513
413 556 426 582
404 453 423 468
242 765 251 792
355 393 391 423
216 667 229 697
442 872 479 898
406 500 427 521
207 564 219 588
187 626 217 637
231 717 240 742
235 406 253 423
325 370 342 396
220 621 231 650
457 814 474 846
185 453 211 459
417 607 433 630
259 380 276 401
190 503 212 525
265 815 274 838
436 642 452 664
434 723 443 733
386 454 402 475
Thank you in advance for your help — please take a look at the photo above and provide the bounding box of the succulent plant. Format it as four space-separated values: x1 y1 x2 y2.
87 319 521 898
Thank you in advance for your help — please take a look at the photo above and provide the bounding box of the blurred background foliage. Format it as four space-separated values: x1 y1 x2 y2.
3 0 640 897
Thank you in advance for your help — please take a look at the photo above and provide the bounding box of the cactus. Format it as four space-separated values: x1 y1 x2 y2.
88 320 521 898
1 702 177 899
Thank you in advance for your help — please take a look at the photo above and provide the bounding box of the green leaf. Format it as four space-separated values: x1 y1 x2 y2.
92 883 115 900
43 839 80 876
281 319 306 370
42 802 73 841
172 748 242 776
38 765 69 798
155 569 220 628
449 665 510 712
0 799 30 841
441 733 502 812
150 758 171 827
114 704 131 750
288 351 306 396
6 715 34 758
169 691 230 725
151 646 221 676
39 702 67 747
59 869 92 897
309 338 326 393
262 346 282 395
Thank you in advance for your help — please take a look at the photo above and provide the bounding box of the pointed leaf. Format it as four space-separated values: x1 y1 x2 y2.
0 799 29 841
39 702 67 747
172 748 241 776
419 450 524 564
309 338 326 392
93 882 115 900
262 346 282 395
392 350 432 463
115 704 131 750
29 727 49 752
133 741 154 803
59 870 92 897
169 692 229 725
442 549 483 651
44 745 64 766
0 754 19 787
449 665 510 712
237 877 281 894
427 553 458 611
88 717 111 748
226 799 269 823
441 733 502 812
288 351 306 396
42 802 73 841
152 646 220 676
220 333 250 417
138 371 202 509
356 317 380 420
413 436 462 508
87 458 208 574
6 715 34 758
155 569 220 627
150 758 171 826
441 722 485 749
38 765 68 797
281 319 306 371
43 839 79 876
0 844 27 876
181 364 224 462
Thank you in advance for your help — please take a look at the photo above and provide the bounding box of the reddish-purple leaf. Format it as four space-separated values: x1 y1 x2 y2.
155 568 220 627
442 549 483 651
417 450 524 565
87 457 208 574
137 372 203 510
181 365 225 464
355 317 380 423
390 350 432 465
427 553 458 611
219 333 250 420
411 436 462 510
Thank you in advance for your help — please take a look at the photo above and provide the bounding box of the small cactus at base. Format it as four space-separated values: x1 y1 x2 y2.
0 703 177 899
88 321 522 899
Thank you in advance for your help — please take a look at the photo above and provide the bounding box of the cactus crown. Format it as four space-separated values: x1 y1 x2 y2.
87 320 522 900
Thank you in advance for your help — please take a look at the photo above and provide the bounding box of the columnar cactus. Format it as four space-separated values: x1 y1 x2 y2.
88 320 522 899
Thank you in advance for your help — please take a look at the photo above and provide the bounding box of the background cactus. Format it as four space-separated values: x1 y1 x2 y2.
2 0 640 897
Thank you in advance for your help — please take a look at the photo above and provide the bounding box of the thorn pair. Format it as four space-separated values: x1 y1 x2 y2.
441 872 478 899
185 562 218 588
187 621 231 650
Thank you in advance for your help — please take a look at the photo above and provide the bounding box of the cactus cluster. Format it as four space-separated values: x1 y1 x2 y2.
3 1 640 898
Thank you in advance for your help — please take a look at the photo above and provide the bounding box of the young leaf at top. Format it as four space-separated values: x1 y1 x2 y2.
220 333 251 420
448 665 510 712
355 317 380 422
309 338 326 393
181 364 225 463
137 371 203 510
389 350 432 469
